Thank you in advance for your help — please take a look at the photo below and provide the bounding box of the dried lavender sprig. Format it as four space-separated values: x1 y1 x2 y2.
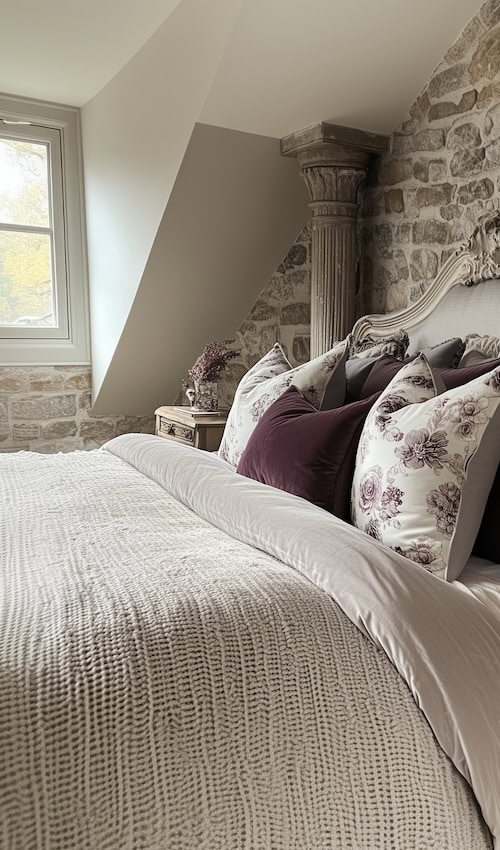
188 339 239 383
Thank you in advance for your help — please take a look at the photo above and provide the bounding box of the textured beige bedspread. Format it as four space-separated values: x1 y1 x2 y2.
0 434 497 849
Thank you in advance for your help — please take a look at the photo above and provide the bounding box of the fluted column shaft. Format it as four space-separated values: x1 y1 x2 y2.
281 124 389 357
298 148 368 358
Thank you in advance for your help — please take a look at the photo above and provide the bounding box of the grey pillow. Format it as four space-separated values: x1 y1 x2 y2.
345 357 378 402
421 337 465 369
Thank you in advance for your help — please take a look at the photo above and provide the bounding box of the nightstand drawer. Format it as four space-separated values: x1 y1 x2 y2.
158 417 195 446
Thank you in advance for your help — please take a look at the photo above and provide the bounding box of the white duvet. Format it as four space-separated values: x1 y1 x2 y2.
1 433 499 849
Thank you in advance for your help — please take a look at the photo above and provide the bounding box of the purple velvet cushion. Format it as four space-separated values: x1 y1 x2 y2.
361 354 500 398
237 385 380 520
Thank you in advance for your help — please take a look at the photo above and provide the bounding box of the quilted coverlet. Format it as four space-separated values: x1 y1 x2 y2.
0 434 498 849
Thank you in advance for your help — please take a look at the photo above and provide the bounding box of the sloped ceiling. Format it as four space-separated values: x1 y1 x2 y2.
0 0 482 412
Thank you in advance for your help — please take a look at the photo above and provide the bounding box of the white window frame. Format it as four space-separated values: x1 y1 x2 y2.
0 94 89 365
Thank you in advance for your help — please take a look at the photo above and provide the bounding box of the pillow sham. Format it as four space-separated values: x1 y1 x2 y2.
361 354 500 399
218 338 349 467
351 355 500 581
459 333 500 367
237 385 380 519
349 330 409 361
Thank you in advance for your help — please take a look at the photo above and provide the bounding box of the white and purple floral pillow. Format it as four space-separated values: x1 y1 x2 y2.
218 338 349 467
351 355 500 581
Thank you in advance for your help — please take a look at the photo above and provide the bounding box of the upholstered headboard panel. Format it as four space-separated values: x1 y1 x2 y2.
352 211 500 352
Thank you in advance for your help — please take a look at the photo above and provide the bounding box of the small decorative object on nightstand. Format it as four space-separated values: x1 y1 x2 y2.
155 406 227 452
185 339 239 411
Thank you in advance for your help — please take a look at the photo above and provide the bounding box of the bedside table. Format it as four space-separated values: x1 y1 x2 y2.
155 406 227 452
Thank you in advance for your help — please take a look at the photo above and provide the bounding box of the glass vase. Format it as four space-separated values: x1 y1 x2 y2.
194 380 218 411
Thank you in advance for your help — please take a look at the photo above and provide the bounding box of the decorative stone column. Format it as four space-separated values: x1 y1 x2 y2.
281 123 389 357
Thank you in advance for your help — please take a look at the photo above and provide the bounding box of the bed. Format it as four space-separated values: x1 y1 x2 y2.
2 213 500 850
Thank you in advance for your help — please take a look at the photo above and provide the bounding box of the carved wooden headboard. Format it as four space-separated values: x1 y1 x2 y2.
352 211 500 353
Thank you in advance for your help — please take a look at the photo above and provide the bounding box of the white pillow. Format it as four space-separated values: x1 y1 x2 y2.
218 338 349 467
351 355 500 581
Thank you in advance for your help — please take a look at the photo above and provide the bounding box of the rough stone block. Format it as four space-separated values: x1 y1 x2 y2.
64 372 91 390
0 370 30 392
410 248 439 281
30 438 84 454
29 370 66 392
478 81 500 106
379 159 413 185
470 25 500 82
485 103 500 137
445 17 485 64
280 302 311 325
392 129 444 154
41 420 78 440
428 160 448 182
450 147 485 177
440 204 463 221
115 417 153 437
79 420 116 443
13 423 41 441
416 183 456 207
394 249 409 281
428 64 470 100
384 189 404 213
457 178 494 204
486 138 500 165
375 222 393 256
396 222 412 244
248 300 276 322
286 243 308 266
412 220 449 245
447 123 482 149
292 335 310 363
429 90 477 122
362 188 385 217
410 282 427 302
385 282 407 312
481 0 500 27
266 275 293 304
413 161 429 182
0 400 8 422
78 390 92 410
11 394 77 420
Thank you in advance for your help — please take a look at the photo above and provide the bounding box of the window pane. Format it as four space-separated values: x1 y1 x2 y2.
0 137 50 228
0 230 55 326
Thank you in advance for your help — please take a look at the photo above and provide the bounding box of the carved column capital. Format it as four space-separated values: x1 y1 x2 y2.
281 123 389 355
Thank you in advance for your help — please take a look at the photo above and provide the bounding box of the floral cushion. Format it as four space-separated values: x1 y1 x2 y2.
351 355 500 581
218 338 349 467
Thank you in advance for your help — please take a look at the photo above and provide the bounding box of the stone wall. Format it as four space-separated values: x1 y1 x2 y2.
208 223 312 409
360 0 500 315
0 365 153 453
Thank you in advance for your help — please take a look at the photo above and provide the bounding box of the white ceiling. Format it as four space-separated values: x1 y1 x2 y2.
0 0 183 106
0 0 481 132
201 0 482 136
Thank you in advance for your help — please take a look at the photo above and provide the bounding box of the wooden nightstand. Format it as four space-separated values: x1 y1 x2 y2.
155 406 227 452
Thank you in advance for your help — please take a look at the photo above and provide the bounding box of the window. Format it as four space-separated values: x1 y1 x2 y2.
0 95 89 364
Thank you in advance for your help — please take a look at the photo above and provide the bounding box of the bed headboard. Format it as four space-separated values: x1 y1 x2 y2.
352 211 500 353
